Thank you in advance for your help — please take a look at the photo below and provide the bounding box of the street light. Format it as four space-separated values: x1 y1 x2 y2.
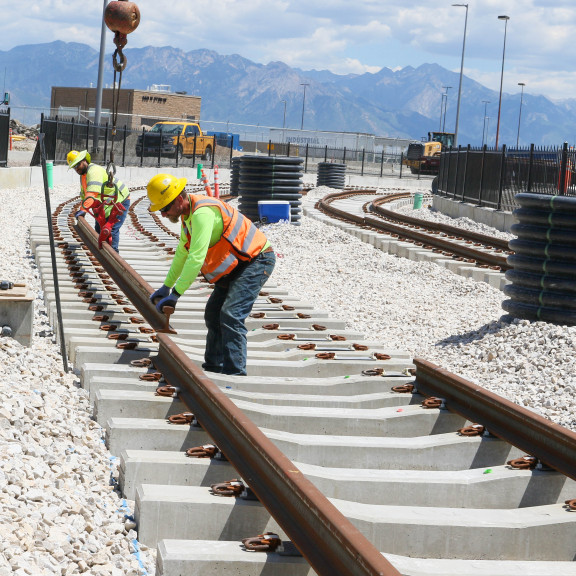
281 100 287 129
439 93 446 131
442 86 452 132
452 3 468 147
481 100 490 147
495 15 510 150
300 83 309 130
516 82 525 149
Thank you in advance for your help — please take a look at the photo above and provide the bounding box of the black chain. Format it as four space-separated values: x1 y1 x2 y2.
107 32 128 187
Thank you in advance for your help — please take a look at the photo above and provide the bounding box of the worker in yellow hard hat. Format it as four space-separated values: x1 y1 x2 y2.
67 149 131 252
147 173 275 376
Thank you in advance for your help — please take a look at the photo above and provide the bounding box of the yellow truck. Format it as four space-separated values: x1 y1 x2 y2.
136 121 214 162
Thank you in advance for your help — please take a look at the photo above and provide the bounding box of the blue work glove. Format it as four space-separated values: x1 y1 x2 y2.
155 289 181 313
75 210 86 219
150 284 171 305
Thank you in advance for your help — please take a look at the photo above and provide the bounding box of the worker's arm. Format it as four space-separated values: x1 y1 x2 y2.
164 207 218 294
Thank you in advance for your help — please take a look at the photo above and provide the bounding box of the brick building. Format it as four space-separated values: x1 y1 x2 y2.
50 86 202 129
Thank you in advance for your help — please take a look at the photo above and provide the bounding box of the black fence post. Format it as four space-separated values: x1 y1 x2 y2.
192 134 197 167
461 145 470 202
445 147 452 194
229 141 233 166
268 140 272 157
343 147 347 164
324 145 328 162
139 127 145 167
453 145 461 199
211 136 216 168
121 125 127 167
559 141 569 196
157 125 163 167
287 142 291 157
305 143 309 173
478 145 487 206
69 118 75 152
399 152 403 179
175 131 181 168
527 143 534 192
86 120 91 151
497 144 507 210
103 122 109 163
361 148 366 176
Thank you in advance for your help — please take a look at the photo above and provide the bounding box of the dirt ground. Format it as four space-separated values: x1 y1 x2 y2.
7 138 37 167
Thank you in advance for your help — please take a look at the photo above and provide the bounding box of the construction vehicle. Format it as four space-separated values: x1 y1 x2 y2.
403 131 455 174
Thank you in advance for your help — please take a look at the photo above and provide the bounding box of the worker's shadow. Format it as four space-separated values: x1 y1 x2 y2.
434 317 514 350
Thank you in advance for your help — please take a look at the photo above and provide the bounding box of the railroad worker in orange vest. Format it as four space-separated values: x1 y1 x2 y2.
147 173 275 376
67 150 131 253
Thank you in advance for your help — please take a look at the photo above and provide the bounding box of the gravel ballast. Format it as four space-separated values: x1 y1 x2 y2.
0 180 574 574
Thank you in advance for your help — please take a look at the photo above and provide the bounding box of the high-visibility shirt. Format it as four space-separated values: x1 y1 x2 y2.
164 194 269 294
80 163 130 217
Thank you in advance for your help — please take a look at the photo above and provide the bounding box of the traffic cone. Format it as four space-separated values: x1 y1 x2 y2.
214 165 220 198
200 168 213 197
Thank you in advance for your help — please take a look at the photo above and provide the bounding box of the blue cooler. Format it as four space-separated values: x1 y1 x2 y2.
258 200 291 223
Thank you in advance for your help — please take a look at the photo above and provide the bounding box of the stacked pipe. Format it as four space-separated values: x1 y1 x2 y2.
237 155 303 225
230 158 241 197
316 162 346 189
502 192 576 325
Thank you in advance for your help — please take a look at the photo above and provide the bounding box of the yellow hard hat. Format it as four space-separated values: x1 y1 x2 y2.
67 149 91 169
147 173 187 211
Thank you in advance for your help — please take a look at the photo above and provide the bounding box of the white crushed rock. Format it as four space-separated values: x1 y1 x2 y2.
0 182 154 575
1 178 575 575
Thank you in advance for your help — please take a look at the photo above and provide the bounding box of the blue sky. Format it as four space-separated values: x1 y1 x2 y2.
5 0 576 100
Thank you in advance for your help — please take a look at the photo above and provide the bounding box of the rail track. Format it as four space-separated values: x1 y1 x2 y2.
30 186 576 576
317 189 512 273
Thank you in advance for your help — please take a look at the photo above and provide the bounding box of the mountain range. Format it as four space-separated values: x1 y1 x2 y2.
1 40 574 147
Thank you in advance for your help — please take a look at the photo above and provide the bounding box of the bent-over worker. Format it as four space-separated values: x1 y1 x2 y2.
147 173 275 376
67 149 130 253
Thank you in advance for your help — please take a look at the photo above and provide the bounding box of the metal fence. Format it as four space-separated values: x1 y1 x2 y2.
29 115 429 180
0 108 10 167
436 143 576 212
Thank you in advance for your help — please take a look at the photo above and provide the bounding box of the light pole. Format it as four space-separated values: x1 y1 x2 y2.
452 3 468 147
442 86 452 132
516 82 525 149
481 100 490 147
495 15 510 150
300 83 309 130
439 93 446 131
281 100 287 130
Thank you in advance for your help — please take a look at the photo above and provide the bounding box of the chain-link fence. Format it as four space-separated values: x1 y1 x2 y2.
28 114 433 181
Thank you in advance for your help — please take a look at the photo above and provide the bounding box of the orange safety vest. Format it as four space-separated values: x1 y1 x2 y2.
182 194 267 283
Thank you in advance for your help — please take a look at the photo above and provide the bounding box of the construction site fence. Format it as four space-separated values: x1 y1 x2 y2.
436 143 576 212
0 107 10 167
28 115 428 180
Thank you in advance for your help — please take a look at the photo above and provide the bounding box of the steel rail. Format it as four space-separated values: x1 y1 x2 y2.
318 193 510 270
370 196 511 252
73 216 402 576
414 358 576 481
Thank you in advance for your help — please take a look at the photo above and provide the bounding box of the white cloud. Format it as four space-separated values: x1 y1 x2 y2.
1 0 576 100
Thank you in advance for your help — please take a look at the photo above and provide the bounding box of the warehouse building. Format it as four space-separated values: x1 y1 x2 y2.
50 85 201 129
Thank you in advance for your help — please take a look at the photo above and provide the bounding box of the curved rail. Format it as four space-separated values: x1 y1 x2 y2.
318 190 511 271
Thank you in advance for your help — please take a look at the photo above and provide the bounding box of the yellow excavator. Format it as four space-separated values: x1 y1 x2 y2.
404 131 455 174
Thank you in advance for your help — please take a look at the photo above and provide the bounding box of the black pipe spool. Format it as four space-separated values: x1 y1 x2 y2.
502 192 576 324
237 155 303 225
